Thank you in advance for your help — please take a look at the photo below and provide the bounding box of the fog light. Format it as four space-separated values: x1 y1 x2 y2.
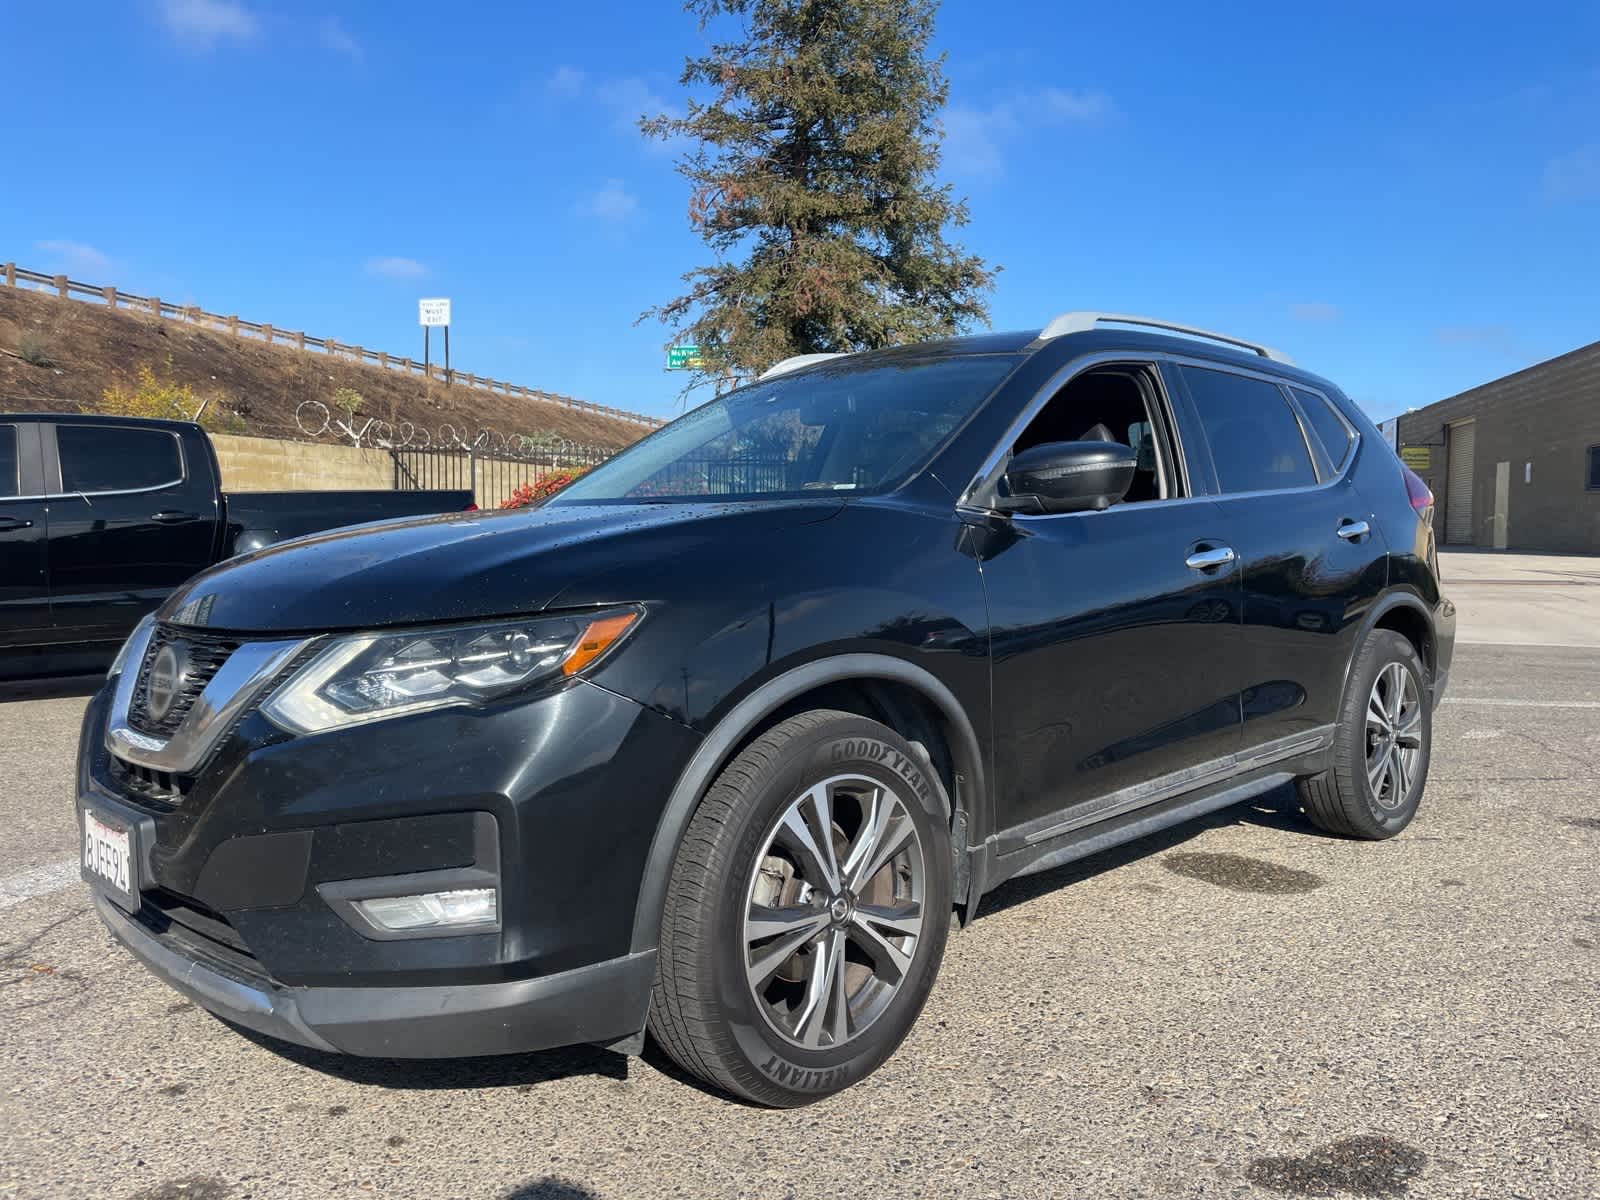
354 888 497 931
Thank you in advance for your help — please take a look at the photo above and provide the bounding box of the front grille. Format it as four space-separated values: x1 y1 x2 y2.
107 756 192 809
135 888 267 988
128 625 242 738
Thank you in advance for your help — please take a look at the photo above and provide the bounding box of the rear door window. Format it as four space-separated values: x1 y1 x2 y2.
0 426 18 497
1181 367 1317 493
57 425 183 494
1291 387 1355 471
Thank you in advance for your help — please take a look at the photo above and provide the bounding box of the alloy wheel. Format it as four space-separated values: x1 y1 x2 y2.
742 773 927 1050
1365 661 1423 810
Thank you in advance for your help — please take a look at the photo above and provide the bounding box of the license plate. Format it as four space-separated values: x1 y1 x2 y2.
82 809 136 910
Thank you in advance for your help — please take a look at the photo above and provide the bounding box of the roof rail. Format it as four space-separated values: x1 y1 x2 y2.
758 352 848 380
1038 311 1295 365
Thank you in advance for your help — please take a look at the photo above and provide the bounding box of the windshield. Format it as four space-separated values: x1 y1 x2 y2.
550 354 1022 505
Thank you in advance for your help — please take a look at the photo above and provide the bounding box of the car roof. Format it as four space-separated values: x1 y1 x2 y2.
812 325 1345 397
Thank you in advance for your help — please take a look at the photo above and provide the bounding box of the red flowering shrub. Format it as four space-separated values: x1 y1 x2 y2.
499 469 585 510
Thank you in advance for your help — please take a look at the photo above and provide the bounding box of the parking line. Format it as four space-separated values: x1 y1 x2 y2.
1445 697 1600 708
0 857 80 911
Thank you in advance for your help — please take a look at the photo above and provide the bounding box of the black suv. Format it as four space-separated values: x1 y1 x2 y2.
76 313 1454 1105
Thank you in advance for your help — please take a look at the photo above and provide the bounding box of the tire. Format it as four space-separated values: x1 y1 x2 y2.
648 710 952 1106
1296 630 1431 839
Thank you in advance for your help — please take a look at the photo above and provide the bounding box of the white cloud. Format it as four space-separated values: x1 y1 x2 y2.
942 86 1114 176
318 16 363 62
1543 145 1600 200
365 255 428 280
546 64 588 98
578 180 641 223
1433 325 1517 354
157 0 259 49
545 67 686 153
35 239 111 276
1290 302 1341 322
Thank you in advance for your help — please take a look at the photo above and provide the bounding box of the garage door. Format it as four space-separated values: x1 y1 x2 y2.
1445 420 1476 545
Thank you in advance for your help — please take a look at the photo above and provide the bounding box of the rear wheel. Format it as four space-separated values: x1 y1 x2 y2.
648 710 952 1105
1297 630 1431 839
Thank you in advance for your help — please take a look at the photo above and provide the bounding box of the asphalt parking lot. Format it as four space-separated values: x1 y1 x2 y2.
1 553 1596 1200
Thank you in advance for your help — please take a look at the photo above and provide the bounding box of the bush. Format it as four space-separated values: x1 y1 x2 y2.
99 362 240 433
499 469 585 509
332 386 365 420
16 331 56 367
100 363 198 421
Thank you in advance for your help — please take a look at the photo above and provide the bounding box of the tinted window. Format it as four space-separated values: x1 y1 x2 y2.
1182 367 1316 492
552 355 1021 504
1588 445 1600 491
57 425 182 494
0 426 17 498
1292 387 1354 469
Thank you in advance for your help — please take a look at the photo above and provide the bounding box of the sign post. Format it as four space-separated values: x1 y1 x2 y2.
419 298 452 382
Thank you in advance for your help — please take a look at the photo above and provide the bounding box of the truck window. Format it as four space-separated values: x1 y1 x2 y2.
0 426 17 497
57 425 184 495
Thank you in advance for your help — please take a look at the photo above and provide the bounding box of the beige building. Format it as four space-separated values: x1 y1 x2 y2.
1391 340 1600 553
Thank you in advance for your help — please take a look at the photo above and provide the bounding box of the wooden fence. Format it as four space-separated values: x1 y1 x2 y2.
1 262 664 429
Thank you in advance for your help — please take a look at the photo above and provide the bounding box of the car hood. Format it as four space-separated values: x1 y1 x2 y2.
159 500 845 633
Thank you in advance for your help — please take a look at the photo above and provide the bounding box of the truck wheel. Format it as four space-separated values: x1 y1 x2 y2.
1297 630 1431 839
648 710 952 1106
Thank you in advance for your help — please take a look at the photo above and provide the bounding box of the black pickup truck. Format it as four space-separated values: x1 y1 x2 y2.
0 413 473 680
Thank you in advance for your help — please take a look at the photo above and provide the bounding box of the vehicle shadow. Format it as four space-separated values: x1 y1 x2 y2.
977 780 1336 917
500 1178 602 1200
223 1020 629 1090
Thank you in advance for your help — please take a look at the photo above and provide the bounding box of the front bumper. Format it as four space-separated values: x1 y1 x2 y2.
78 670 700 1057
93 891 656 1056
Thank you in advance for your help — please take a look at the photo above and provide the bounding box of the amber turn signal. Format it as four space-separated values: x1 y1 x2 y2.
562 612 640 676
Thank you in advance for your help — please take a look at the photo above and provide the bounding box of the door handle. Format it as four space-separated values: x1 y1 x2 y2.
1336 519 1371 541
1185 545 1236 571
0 516 34 531
151 511 201 525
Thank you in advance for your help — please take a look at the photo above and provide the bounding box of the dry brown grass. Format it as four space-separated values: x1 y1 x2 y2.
0 287 649 450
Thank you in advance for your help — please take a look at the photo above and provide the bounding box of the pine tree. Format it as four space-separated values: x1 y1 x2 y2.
643 0 996 387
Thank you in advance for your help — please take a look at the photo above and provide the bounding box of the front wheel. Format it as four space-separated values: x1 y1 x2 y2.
648 710 952 1105
1297 629 1431 839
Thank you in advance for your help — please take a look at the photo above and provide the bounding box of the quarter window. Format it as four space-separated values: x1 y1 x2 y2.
1292 387 1355 471
57 425 182 494
1182 367 1317 493
0 426 17 498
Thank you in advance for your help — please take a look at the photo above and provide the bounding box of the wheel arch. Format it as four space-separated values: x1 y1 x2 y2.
628 653 988 955
1341 592 1437 710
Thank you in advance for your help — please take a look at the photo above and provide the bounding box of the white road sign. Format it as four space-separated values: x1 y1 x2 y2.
418 298 452 327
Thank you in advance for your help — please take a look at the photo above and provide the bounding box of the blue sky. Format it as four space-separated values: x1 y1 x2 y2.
4 1 1597 422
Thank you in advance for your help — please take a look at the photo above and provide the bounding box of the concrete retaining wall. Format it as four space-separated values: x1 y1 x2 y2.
210 434 392 492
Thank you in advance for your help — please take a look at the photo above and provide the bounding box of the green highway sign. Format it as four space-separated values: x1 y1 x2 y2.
667 344 704 370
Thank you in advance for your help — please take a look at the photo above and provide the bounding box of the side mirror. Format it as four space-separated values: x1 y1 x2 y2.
999 440 1137 514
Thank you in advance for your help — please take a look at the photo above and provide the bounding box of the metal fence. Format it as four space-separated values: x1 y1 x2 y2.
391 444 614 508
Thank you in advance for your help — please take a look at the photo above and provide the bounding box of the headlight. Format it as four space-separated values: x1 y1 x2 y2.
108 613 155 679
260 607 641 734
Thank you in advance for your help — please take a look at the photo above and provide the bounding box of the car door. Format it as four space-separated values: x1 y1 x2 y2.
43 421 219 644
978 359 1244 843
0 421 51 647
1173 364 1388 756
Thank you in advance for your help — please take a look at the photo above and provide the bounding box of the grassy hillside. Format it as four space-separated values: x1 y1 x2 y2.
0 286 651 450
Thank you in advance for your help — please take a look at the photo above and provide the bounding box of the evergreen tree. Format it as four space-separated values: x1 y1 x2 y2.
643 0 996 387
